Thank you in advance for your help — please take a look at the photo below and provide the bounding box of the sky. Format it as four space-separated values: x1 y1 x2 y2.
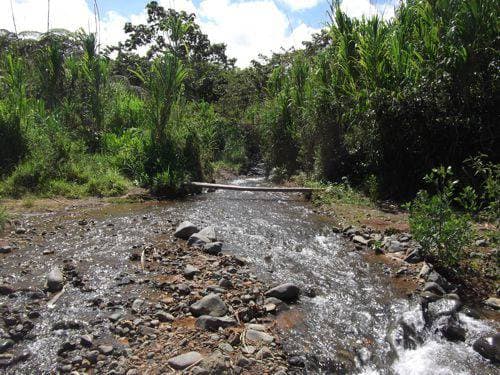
0 0 398 66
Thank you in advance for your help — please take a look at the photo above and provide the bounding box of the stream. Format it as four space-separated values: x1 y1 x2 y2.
0 177 498 374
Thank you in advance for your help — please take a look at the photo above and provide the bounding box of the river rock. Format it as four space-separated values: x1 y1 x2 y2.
174 222 199 240
80 334 93 347
386 240 406 253
187 233 211 248
197 227 217 241
440 321 466 342
168 352 203 370
0 245 12 254
0 339 14 353
473 333 500 363
196 315 236 331
184 265 199 279
245 329 274 344
352 235 373 246
0 285 15 296
423 282 445 296
404 248 423 263
46 267 64 292
483 297 500 310
203 242 223 255
265 283 300 303
427 271 452 292
418 263 432 278
190 294 227 317
425 296 462 321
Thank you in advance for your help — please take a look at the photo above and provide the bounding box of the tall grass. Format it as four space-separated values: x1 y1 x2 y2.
258 0 499 199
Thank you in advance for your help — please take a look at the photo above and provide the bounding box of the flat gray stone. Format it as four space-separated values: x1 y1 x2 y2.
190 293 227 317
168 352 203 370
245 329 274 344
174 222 199 240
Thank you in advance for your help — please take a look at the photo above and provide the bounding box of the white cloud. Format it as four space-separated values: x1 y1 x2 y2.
279 0 321 11
340 0 396 20
0 0 320 66
197 0 318 65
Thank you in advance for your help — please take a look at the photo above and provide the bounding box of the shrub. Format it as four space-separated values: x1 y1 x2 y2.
408 167 474 268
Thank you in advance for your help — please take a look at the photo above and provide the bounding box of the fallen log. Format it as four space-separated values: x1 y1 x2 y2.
187 182 320 193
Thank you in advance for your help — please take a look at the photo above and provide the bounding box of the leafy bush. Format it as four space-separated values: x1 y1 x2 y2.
408 167 474 268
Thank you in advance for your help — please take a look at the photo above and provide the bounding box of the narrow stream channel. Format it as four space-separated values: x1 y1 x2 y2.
1 177 498 374
174 177 498 374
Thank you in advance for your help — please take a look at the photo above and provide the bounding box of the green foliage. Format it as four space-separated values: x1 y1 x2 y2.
465 155 500 221
307 177 372 207
408 167 474 267
0 205 8 231
256 0 499 200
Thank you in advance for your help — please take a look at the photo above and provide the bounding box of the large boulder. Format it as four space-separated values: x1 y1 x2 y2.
473 333 500 363
46 267 64 292
174 222 199 240
196 316 237 331
265 283 300 303
168 352 204 370
190 294 228 317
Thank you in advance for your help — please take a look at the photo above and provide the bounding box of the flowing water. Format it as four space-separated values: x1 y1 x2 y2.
1 177 498 374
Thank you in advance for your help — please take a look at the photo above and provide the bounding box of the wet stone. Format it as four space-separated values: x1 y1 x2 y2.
423 282 445 296
46 267 64 292
197 226 217 241
174 222 199 240
265 283 300 303
187 234 211 248
473 333 500 362
203 242 223 255
167 351 203 370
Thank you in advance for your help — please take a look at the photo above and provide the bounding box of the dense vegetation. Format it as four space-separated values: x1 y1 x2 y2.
0 2 247 198
0 0 498 213
256 0 498 201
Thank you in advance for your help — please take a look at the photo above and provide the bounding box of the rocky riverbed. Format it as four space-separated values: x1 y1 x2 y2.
0 204 300 374
0 177 499 374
